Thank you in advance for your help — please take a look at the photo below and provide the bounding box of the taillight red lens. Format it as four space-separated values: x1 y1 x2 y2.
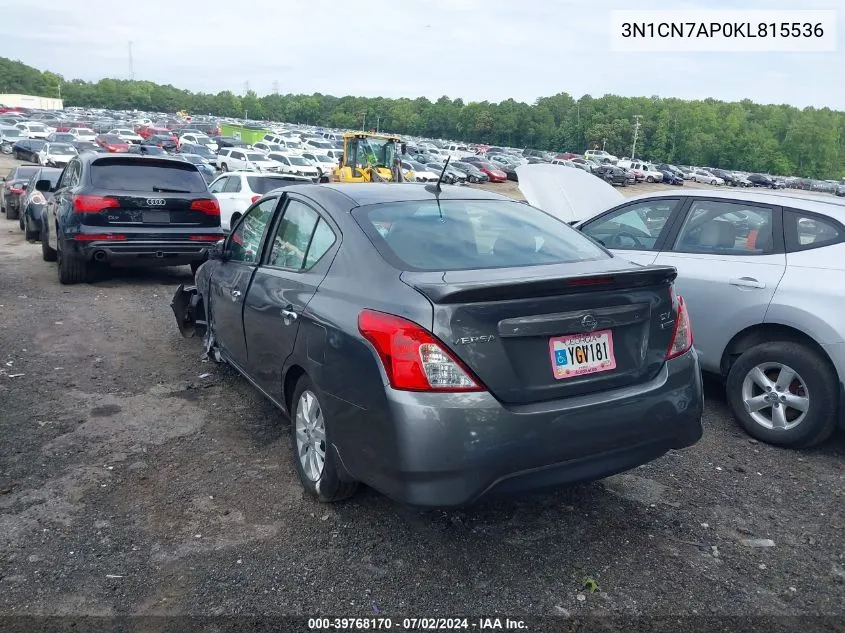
74 233 126 241
666 295 693 359
190 199 220 216
188 235 221 241
251 195 261 203
358 309 483 392
9 187 24 194
73 195 119 213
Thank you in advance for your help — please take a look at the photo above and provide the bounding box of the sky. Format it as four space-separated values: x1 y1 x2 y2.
0 0 842 109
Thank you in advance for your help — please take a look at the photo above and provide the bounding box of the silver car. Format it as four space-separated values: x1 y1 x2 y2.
575 189 845 448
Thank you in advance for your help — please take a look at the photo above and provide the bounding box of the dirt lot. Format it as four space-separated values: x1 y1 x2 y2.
1 153 844 624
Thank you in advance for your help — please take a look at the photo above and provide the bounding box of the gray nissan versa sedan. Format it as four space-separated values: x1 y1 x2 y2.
172 183 703 507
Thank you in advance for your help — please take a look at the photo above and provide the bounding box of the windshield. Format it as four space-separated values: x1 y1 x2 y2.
29 124 47 132
246 152 266 161
348 136 397 169
1 128 21 137
309 140 332 148
195 135 212 143
288 156 310 166
355 199 607 271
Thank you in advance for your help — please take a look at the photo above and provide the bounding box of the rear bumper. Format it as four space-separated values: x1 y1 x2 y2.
67 237 217 266
333 349 704 507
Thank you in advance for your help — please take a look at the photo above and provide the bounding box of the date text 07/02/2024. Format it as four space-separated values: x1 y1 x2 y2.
307 617 528 630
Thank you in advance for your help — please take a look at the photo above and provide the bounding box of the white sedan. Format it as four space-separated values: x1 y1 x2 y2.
266 152 321 181
38 142 78 167
108 128 144 144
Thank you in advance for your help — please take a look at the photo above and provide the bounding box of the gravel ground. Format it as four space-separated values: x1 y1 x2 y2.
1 153 843 623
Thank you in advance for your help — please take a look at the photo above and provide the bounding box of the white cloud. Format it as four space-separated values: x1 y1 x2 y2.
0 0 841 108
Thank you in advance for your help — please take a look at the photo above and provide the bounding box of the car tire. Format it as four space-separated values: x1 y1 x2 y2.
19 211 25 231
189 260 204 277
6 203 18 221
646 176 654 183
221 163 228 172
726 341 839 448
290 374 359 503
57 238 89 285
41 226 57 261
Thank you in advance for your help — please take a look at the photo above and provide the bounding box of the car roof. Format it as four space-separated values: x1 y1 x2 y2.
624 188 845 216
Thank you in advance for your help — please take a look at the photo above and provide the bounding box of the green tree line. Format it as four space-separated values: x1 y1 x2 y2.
2 57 844 179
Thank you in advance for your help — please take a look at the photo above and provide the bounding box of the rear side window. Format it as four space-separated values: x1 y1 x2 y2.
90 160 208 192
784 210 843 251
355 199 608 271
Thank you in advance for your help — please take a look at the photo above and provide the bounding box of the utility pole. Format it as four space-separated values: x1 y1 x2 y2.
602 138 607 150
243 81 250 95
631 115 642 160
376 115 380 133
272 80 279 95
128 41 134 80
362 113 366 131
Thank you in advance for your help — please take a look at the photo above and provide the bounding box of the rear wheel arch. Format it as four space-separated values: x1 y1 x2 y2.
283 364 307 414
720 323 838 381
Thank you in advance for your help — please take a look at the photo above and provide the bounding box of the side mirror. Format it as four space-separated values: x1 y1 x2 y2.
208 239 230 261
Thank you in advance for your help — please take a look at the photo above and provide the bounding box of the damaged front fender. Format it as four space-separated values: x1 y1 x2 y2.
171 284 207 339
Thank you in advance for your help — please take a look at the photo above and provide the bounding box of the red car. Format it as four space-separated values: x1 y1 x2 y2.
474 161 508 183
95 134 130 153
138 126 174 140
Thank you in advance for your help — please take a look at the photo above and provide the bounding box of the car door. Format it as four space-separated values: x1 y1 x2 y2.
209 176 234 230
578 198 682 266
652 198 786 373
46 159 79 250
209 197 278 369
242 195 339 400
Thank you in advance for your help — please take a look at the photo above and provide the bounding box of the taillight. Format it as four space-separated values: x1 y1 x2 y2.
251 195 261 203
190 199 220 216
74 233 126 241
73 195 119 213
666 294 693 359
358 309 484 392
9 187 24 195
189 234 221 241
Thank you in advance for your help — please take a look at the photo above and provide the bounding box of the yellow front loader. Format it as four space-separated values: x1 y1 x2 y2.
332 132 405 183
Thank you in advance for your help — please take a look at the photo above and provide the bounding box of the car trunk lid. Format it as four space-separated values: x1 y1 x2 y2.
401 261 678 405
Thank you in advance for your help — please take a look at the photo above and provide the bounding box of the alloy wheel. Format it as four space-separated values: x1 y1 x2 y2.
295 390 326 482
741 362 810 431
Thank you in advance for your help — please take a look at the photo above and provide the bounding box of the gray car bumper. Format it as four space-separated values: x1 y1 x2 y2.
332 349 704 507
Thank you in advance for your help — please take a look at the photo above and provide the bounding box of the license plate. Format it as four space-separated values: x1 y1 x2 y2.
142 211 170 223
549 329 616 380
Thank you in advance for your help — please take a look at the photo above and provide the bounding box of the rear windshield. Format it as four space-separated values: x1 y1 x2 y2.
247 176 304 194
90 160 208 192
355 199 608 271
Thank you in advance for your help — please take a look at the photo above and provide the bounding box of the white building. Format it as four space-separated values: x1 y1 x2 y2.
0 94 64 110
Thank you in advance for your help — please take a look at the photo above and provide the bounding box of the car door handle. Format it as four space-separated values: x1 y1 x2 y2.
730 277 766 289
281 308 298 323
231 289 242 300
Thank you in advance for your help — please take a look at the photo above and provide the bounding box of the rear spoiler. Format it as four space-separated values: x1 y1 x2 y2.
403 266 678 304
